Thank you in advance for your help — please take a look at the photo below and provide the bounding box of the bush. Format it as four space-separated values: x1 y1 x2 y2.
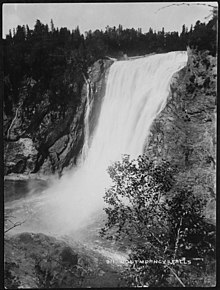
100 155 216 287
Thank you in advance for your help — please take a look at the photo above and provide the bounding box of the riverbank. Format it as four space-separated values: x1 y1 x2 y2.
4 172 57 181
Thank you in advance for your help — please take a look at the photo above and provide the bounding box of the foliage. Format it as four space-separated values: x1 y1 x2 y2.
100 155 174 242
100 155 216 287
4 262 21 289
34 249 86 288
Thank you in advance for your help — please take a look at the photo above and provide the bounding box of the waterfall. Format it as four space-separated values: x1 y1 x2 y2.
81 79 91 161
7 51 188 235
83 51 187 170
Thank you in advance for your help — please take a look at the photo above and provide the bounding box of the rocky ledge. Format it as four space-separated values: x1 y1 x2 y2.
4 232 127 288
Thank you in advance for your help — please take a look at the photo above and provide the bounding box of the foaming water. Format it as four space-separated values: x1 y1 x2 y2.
5 51 188 235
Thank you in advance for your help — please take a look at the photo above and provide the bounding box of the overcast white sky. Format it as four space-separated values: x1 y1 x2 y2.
2 2 218 38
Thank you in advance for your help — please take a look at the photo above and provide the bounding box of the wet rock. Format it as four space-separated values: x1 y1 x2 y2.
4 138 38 175
48 135 69 155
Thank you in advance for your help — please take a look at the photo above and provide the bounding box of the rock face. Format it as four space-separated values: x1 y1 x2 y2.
4 138 38 174
145 50 216 224
4 89 86 176
4 59 113 177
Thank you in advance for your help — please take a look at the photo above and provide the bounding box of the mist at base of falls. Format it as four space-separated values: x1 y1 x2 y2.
5 51 188 236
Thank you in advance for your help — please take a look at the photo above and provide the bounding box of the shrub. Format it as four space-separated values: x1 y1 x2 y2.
100 155 215 287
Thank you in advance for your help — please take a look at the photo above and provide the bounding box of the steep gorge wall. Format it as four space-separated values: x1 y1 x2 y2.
3 59 113 177
4 93 86 176
145 50 216 224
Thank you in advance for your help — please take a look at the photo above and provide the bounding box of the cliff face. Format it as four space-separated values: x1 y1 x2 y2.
4 91 86 176
4 59 113 177
145 50 216 224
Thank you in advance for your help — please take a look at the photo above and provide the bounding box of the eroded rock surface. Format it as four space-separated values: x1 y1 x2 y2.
4 138 38 175
4 59 113 177
145 50 216 224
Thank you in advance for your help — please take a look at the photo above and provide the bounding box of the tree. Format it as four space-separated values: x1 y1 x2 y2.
100 155 215 287
50 19 55 32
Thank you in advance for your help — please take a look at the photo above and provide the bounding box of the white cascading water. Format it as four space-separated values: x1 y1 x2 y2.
81 79 91 161
6 51 188 235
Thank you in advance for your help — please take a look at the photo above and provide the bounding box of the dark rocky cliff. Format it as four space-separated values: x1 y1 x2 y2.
145 50 216 224
4 59 113 177
4 91 86 176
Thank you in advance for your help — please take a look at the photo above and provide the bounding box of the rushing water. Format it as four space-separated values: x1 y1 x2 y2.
5 51 188 236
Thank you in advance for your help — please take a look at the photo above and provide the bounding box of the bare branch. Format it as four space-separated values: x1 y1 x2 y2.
6 103 23 139
174 216 183 259
4 220 25 234
165 265 186 287
82 72 89 84
7 219 16 225
147 250 186 287
4 214 16 219
155 3 217 14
